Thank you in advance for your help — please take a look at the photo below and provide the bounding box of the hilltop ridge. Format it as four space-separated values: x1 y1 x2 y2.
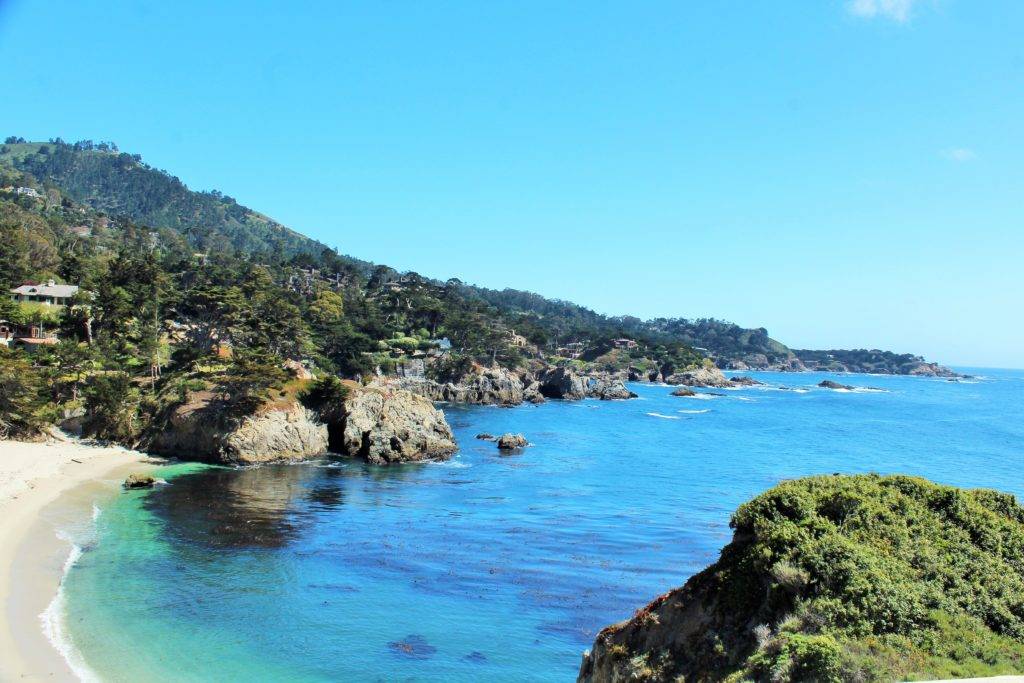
0 136 956 376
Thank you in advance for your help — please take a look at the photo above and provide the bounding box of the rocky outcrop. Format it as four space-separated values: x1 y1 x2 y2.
819 379 855 390
663 366 731 388
147 395 330 465
670 386 695 397
334 386 457 465
538 367 638 401
595 380 638 400
123 473 156 489
728 375 763 387
538 366 589 400
147 385 456 467
496 433 528 449
398 366 527 406
579 475 1024 682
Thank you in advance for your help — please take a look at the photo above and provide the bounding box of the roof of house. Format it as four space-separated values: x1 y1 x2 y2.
14 337 58 345
10 282 80 298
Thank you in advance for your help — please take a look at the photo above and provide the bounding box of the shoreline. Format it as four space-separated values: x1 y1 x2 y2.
0 436 161 682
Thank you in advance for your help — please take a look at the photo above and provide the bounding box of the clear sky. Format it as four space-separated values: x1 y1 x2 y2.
1 1 1021 367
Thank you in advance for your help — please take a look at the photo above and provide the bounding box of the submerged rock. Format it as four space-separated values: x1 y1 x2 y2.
476 433 496 441
387 634 437 660
123 473 156 489
728 375 763 387
496 433 528 449
670 386 696 397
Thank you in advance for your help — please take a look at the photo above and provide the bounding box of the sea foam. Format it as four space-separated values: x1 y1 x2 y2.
40 532 100 683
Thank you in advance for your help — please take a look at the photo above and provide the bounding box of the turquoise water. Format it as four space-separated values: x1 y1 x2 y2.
62 369 1024 681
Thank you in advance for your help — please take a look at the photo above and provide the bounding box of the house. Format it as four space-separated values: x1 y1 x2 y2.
0 321 58 351
612 338 638 350
10 281 80 306
15 187 42 198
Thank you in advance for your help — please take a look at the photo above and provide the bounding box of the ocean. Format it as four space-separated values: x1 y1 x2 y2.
56 369 1024 681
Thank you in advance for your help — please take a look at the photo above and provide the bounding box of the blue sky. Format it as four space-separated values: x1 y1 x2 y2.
1 1 1021 367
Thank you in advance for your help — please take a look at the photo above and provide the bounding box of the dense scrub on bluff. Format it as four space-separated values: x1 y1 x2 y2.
579 474 1024 682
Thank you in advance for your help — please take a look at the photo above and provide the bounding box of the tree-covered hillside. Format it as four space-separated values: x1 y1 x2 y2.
0 138 356 260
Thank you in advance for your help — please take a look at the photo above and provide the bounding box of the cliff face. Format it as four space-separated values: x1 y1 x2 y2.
334 385 457 465
146 385 457 466
397 366 540 406
146 393 329 465
579 475 1024 683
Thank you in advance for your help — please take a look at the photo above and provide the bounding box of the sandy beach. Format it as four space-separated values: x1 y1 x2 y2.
0 435 159 682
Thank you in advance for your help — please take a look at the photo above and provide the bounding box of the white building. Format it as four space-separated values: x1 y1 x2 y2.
10 281 80 306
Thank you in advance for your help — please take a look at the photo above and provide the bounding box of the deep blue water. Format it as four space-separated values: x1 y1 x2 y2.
61 369 1024 681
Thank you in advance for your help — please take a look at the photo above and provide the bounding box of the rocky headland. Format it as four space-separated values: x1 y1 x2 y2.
145 383 456 467
578 475 1024 682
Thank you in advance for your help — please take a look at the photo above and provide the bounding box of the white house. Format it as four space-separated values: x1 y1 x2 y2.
10 281 80 306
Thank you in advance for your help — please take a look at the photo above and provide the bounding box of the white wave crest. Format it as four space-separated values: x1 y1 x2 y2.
646 412 681 420
678 409 710 414
40 538 100 682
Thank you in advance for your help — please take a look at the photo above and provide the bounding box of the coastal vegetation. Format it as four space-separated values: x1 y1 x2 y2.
579 474 1024 682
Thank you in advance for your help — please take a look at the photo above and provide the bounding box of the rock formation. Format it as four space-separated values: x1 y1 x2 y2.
496 433 528 449
147 385 456 467
331 386 457 465
147 395 330 465
663 366 732 388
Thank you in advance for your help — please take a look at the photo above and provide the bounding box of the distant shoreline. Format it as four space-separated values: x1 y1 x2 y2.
0 437 160 681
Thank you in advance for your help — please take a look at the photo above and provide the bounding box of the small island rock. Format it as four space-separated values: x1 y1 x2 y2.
496 433 529 449
123 473 156 489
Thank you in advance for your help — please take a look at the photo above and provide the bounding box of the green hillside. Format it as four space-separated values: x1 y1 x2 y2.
580 474 1024 682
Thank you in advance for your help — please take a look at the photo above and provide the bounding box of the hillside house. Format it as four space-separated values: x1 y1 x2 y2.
15 186 41 198
0 320 58 351
612 338 638 350
10 281 80 306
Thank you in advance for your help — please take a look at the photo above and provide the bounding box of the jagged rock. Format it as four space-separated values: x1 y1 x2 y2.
147 396 330 465
538 366 588 400
496 433 528 449
663 367 731 388
336 386 457 465
147 385 456 467
597 380 638 400
476 433 496 441
670 386 696 397
123 473 156 489
728 375 763 386
398 366 527 405
819 380 855 390
523 381 546 404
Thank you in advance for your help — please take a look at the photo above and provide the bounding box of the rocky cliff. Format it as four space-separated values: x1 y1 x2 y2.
333 385 457 465
146 385 456 466
578 475 1024 682
397 365 543 406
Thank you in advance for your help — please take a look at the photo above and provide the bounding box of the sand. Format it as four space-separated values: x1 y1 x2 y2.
0 436 160 681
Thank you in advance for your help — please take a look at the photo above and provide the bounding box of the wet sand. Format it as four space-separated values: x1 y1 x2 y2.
0 437 159 681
